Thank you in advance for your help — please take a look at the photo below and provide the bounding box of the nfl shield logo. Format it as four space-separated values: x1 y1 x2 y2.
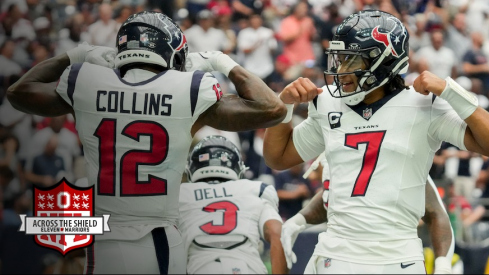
363 108 372 120
232 268 241 274
33 178 94 255
324 258 332 268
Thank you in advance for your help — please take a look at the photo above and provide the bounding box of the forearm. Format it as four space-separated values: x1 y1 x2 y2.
264 220 288 274
424 213 453 258
229 66 285 117
263 123 297 170
270 235 288 274
299 191 327 225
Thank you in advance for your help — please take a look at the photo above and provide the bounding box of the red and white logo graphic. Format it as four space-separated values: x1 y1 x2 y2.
19 178 110 255
371 26 399 57
363 108 372 120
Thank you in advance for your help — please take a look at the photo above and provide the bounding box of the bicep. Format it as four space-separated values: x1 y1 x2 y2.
8 82 72 117
194 94 269 132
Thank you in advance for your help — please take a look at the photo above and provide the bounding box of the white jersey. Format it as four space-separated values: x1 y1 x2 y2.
56 63 221 240
293 86 467 264
179 180 282 274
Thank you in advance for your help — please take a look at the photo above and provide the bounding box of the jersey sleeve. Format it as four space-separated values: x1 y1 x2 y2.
191 71 222 123
55 63 84 107
292 101 325 162
428 96 467 150
258 184 282 239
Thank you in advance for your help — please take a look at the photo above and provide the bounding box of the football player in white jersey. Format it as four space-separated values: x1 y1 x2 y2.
7 11 286 274
179 136 287 274
296 155 454 274
263 10 489 274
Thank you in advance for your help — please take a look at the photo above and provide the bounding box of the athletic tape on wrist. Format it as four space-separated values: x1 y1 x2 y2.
215 54 239 77
434 257 452 274
440 77 478 120
282 104 294 123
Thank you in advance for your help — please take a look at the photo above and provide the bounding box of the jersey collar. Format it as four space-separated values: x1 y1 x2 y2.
348 87 403 121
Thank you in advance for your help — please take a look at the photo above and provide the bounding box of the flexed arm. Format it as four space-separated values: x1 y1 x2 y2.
414 71 489 156
7 43 116 117
188 52 287 133
263 78 323 170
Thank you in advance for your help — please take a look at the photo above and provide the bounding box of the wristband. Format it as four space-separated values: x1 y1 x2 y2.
215 54 239 77
440 77 478 120
282 104 294 123
434 256 452 274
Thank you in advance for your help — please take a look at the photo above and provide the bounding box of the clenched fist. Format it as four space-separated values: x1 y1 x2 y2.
413 71 447 97
279 77 323 104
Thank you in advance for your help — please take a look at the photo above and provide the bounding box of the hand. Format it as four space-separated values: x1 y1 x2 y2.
281 218 306 269
85 46 116 68
185 51 224 73
279 77 323 104
67 42 116 68
413 71 446 97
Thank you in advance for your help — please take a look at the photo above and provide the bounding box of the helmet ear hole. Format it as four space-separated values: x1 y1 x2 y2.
173 52 185 72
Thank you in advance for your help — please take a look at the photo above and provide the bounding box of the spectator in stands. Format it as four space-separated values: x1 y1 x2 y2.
319 3 342 69
25 115 80 180
186 0 212 20
1 4 36 42
232 0 264 21
55 13 86 56
0 40 22 78
237 13 277 81
445 12 471 66
87 3 118 47
274 163 312 220
463 31 489 95
25 134 65 187
415 29 457 79
408 13 431 52
2 190 30 227
278 2 316 65
115 6 133 28
184 9 232 53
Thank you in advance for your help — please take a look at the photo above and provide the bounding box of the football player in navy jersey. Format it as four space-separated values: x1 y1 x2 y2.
264 10 489 274
7 11 285 274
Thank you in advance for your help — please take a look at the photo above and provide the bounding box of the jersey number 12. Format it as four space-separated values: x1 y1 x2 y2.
94 119 169 196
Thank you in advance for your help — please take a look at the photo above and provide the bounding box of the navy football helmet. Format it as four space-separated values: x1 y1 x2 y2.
186 136 246 183
115 11 188 71
324 10 409 105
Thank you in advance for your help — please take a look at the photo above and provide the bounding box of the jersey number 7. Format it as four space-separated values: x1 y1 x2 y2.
94 119 169 196
344 131 385 197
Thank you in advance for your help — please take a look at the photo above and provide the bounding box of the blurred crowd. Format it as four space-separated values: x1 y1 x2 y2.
2 0 489 273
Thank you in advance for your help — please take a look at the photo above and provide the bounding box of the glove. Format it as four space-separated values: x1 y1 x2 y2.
185 51 238 76
67 42 116 68
281 213 307 269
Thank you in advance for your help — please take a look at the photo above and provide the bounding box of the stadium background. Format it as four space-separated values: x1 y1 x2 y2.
1 0 489 273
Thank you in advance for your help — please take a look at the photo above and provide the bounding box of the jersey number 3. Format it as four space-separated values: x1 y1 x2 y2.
200 201 239 235
94 119 169 196
345 131 385 197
